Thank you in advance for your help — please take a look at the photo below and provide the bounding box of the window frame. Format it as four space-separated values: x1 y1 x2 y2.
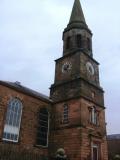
36 108 49 148
63 104 69 124
2 98 23 143
89 106 99 126
91 142 100 160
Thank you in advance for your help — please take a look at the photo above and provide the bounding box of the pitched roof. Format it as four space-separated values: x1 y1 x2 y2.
0 80 52 103
107 134 120 140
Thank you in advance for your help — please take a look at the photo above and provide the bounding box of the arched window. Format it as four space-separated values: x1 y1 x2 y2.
76 34 82 48
66 36 72 49
36 108 49 147
3 98 22 142
63 104 69 124
87 38 91 51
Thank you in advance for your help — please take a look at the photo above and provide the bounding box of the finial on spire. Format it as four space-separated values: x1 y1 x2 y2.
69 0 86 24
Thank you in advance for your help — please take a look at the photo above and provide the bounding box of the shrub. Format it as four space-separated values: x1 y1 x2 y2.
114 154 120 160
55 148 67 160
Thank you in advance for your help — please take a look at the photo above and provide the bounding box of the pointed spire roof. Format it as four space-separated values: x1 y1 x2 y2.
69 0 86 24
64 0 91 33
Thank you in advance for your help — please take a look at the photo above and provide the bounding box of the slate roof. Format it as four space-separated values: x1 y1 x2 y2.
107 134 120 140
0 80 52 103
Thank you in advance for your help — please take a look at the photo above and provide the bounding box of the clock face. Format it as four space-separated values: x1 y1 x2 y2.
62 62 72 73
86 62 94 75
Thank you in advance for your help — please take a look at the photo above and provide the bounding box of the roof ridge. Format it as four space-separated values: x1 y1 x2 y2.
0 80 52 103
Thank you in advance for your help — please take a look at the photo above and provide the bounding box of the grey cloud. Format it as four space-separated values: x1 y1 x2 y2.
0 0 120 134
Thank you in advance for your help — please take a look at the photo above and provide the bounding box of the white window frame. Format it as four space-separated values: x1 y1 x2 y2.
2 98 22 142
91 107 98 125
92 143 99 160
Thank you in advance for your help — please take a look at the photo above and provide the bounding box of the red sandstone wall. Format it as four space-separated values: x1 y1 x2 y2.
50 98 108 160
0 84 49 155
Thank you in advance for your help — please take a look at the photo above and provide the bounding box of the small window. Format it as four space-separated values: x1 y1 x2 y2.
92 92 95 99
89 107 98 125
66 37 71 49
63 104 69 124
76 34 82 48
3 98 22 142
87 38 91 51
36 108 49 147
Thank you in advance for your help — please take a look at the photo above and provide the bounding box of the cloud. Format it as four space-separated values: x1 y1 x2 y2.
0 0 120 134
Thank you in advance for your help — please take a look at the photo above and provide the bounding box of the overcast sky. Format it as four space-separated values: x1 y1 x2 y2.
0 0 120 134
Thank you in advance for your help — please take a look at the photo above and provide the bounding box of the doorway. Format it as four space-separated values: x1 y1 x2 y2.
92 144 99 160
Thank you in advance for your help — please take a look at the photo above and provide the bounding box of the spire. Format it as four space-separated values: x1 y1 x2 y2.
69 0 86 24
64 0 89 32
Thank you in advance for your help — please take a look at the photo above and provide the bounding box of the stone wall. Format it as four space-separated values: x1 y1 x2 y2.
0 84 49 156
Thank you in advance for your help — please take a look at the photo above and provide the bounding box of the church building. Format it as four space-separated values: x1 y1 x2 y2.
0 0 108 160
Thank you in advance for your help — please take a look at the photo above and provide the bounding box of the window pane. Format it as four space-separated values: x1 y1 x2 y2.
90 107 98 125
9 111 14 125
63 104 69 123
36 108 49 147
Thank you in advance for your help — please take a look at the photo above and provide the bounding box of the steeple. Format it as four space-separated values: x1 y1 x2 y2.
50 1 108 159
69 0 86 25
63 0 92 56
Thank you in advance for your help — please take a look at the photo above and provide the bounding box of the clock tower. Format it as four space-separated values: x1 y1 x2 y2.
50 0 108 160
